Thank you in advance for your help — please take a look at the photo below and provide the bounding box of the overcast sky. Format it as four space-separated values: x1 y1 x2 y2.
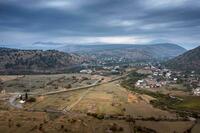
0 0 200 49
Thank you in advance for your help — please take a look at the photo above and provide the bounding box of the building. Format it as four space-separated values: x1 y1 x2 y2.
80 69 92 74
193 87 200 96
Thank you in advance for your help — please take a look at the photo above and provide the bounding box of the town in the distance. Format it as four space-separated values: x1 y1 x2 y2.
0 43 199 133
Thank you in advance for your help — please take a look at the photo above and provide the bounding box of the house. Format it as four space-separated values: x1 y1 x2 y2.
135 79 148 88
193 87 200 96
1 89 5 94
114 66 120 70
135 80 144 86
80 69 92 74
166 72 171 78
153 72 159 76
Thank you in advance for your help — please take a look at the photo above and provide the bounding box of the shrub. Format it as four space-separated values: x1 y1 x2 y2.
27 97 36 102
16 123 21 127
96 114 104 119
65 84 72 89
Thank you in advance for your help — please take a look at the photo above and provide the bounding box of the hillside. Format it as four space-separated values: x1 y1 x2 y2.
59 43 186 61
166 46 200 73
0 48 86 74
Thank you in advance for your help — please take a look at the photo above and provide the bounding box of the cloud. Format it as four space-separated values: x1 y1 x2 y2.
142 0 188 9
38 0 73 9
0 0 199 49
40 36 151 44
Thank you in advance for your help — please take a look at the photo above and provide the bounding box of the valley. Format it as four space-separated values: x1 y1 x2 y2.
0 65 200 133
1 0 200 132
0 44 199 133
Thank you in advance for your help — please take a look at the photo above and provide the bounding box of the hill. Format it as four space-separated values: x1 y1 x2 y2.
0 48 86 74
59 43 186 61
166 46 200 73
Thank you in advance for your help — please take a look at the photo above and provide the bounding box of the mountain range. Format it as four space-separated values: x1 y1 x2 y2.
166 46 200 73
59 43 186 61
0 48 87 74
0 43 188 74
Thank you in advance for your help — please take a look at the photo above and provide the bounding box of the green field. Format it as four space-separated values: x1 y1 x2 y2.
121 71 200 117
176 96 200 112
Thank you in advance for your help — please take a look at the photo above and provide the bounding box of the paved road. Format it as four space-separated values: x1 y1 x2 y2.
40 79 101 96
40 74 127 96
7 74 127 109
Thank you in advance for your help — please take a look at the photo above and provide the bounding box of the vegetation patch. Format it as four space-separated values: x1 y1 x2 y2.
121 71 200 118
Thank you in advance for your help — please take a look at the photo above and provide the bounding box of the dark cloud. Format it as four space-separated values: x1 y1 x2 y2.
0 0 199 49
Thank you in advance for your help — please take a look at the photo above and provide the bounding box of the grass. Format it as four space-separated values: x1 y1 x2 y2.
176 96 200 111
1 74 97 93
121 71 200 117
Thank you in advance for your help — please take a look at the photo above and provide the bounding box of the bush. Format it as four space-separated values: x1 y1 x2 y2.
96 114 104 119
16 123 21 127
27 97 36 102
65 84 72 89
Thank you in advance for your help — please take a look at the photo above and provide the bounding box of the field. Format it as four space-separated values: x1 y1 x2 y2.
0 73 200 133
135 120 195 133
25 89 88 111
176 96 200 112
0 109 197 133
145 84 190 96
26 81 177 119
0 74 104 93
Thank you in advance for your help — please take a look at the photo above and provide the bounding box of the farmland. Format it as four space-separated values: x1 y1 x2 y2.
0 72 200 133
0 74 104 93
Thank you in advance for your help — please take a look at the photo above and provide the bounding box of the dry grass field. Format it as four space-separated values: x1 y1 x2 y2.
135 120 195 133
0 74 200 133
25 81 179 120
0 74 101 93
72 82 177 119
25 89 87 111
0 108 197 133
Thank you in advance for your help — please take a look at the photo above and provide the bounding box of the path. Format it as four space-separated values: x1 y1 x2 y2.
63 86 95 112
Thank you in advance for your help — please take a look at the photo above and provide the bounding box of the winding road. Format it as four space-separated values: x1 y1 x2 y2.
8 74 127 109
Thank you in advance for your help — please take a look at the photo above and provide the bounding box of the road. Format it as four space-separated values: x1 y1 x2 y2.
7 74 128 109
40 74 127 96
7 79 101 109
62 75 128 112
41 78 101 96
63 86 95 112
8 93 23 109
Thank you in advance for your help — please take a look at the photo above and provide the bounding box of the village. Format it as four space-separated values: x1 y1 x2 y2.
0 64 200 133
135 65 200 96
79 61 200 97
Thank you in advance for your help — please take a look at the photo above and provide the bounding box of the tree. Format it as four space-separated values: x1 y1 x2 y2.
65 84 72 89
19 95 23 100
23 89 30 100
25 92 28 100
27 97 36 102
0 79 3 91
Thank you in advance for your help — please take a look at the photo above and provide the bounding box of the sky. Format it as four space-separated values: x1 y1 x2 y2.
0 0 200 50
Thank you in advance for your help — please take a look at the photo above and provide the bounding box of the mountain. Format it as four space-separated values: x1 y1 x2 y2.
0 48 87 74
166 46 200 73
0 43 187 74
59 43 186 61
